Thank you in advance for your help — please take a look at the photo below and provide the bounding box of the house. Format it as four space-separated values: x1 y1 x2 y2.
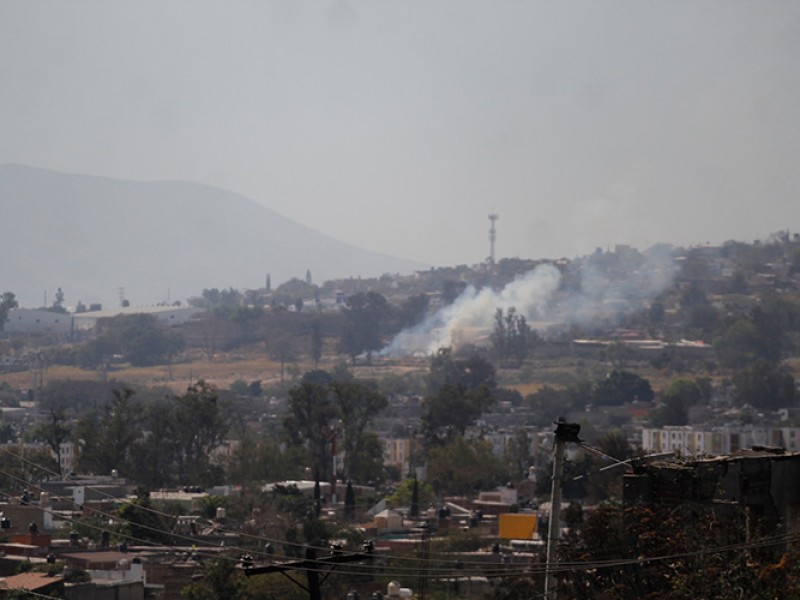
0 572 64 597
60 551 146 600
624 448 800 543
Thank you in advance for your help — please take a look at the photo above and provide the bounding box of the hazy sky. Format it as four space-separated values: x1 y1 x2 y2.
2 1 799 268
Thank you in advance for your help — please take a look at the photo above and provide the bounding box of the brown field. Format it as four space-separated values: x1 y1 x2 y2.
511 382 552 396
0 355 308 393
0 347 748 397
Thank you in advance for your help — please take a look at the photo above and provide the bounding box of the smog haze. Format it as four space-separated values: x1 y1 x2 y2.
2 1 799 270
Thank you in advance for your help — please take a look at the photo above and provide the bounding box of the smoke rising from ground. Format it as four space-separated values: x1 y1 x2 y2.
383 249 678 356
383 264 561 356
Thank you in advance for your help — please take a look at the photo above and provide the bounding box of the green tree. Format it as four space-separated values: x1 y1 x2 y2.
241 572 307 600
267 332 299 385
492 307 535 367
181 558 246 599
190 287 243 308
395 293 430 330
0 420 14 444
606 341 635 369
227 434 306 486
423 350 497 446
648 299 666 325
91 313 185 367
655 395 690 426
426 348 496 395
75 388 141 477
309 318 323 368
284 382 337 482
715 295 798 369
654 378 703 427
596 430 632 461
345 431 385 484
30 408 70 477
387 477 434 509
664 379 703 403
171 382 229 485
427 436 508 496
592 370 654 406
330 380 387 481
344 481 356 520
442 279 467 304
684 303 721 338
506 428 532 480
340 291 389 364
51 287 66 313
729 269 748 293
409 476 420 517
118 492 175 545
422 383 492 446
0 444 59 491
733 360 796 410
0 291 18 331
126 383 229 487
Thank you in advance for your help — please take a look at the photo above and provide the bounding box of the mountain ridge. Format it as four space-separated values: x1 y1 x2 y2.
0 164 427 308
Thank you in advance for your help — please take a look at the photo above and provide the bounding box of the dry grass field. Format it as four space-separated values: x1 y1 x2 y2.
0 344 732 399
0 355 302 393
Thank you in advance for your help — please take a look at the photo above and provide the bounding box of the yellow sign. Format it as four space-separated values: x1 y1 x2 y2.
498 513 537 540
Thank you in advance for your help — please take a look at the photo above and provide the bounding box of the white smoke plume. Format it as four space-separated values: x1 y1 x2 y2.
383 264 562 356
383 247 678 356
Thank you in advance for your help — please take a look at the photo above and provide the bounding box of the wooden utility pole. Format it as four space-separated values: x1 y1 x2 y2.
544 418 581 599
244 545 374 600
306 548 322 600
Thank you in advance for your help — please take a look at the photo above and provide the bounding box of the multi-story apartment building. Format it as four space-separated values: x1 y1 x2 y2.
382 437 413 479
641 425 800 457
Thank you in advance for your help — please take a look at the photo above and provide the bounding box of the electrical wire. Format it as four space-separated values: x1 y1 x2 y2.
0 446 525 572
0 471 489 580
3 448 800 582
0 446 321 557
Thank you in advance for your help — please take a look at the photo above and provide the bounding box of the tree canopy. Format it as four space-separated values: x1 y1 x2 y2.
284 372 388 483
0 292 17 331
592 370 654 406
340 291 389 364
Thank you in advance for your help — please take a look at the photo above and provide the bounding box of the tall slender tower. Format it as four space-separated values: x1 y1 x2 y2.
488 212 499 264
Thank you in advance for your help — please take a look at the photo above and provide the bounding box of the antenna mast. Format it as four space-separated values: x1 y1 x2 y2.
488 212 499 264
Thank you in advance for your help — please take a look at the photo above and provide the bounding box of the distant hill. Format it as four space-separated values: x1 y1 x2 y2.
0 165 426 308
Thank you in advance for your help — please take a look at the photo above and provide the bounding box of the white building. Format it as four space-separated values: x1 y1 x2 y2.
59 441 77 475
641 425 800 457
6 305 205 335
5 308 74 335
0 441 77 476
71 305 205 330
383 438 413 479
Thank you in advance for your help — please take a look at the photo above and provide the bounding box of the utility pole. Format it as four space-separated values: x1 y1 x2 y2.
306 547 322 600
417 521 431 600
244 545 375 600
544 418 581 599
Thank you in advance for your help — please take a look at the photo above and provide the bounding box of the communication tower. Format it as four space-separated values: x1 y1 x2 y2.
488 212 499 264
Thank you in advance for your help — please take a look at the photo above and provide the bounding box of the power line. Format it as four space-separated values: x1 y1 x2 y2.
0 447 523 572
2 449 799 582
